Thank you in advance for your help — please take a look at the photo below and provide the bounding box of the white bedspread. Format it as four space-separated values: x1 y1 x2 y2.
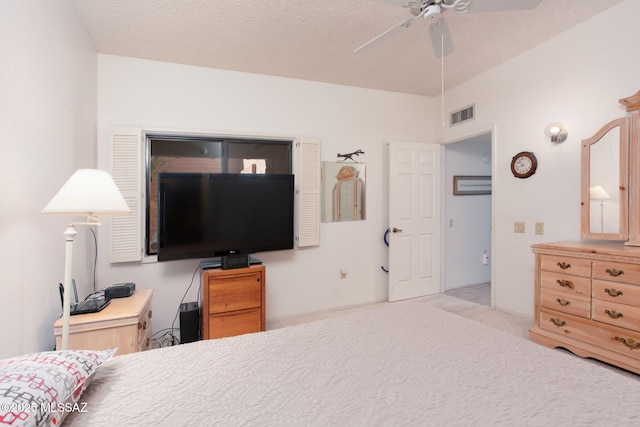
64 301 640 426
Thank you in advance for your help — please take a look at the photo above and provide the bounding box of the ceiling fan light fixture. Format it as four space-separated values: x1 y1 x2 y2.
424 4 441 21
425 4 445 30
354 0 541 57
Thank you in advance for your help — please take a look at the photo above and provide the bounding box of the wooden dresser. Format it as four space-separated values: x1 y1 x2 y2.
202 265 265 339
530 242 640 374
54 289 153 356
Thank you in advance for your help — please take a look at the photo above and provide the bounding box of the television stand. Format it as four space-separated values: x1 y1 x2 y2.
199 256 262 270
202 265 265 339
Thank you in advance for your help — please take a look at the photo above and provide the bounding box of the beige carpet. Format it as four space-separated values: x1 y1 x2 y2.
268 293 532 340
414 293 532 339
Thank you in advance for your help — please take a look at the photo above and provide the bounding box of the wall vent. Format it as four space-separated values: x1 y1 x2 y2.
450 104 475 127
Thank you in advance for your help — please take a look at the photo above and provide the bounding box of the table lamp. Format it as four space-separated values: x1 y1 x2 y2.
590 185 610 233
42 169 130 350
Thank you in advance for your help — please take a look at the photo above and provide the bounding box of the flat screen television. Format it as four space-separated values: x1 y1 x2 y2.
157 173 294 262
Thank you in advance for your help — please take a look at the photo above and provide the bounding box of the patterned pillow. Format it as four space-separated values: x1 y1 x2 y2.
0 348 115 427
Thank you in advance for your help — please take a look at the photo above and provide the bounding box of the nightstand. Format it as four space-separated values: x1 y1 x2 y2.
54 288 153 356
202 266 265 339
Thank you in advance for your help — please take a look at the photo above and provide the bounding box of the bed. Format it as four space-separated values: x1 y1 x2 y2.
4 300 640 426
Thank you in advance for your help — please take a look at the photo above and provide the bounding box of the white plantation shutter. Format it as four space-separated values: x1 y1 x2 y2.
295 139 320 247
110 128 142 262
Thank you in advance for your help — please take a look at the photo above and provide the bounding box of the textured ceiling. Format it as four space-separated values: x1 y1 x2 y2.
72 0 623 96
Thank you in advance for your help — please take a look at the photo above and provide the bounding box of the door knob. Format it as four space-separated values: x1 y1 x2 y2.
392 227 403 233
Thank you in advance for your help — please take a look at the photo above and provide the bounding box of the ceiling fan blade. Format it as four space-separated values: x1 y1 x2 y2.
429 18 454 58
354 16 419 53
369 0 417 7
465 0 542 13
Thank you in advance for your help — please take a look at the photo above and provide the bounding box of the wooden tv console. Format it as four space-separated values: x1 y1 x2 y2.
530 241 640 374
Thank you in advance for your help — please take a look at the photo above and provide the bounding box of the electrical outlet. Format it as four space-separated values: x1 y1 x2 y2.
514 222 525 233
535 222 544 235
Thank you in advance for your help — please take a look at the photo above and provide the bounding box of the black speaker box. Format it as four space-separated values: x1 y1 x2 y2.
179 302 200 344
221 254 249 269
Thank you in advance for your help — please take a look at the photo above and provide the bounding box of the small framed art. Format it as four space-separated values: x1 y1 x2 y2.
453 175 492 195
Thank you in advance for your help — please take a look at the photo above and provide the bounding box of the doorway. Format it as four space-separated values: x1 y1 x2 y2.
443 132 492 307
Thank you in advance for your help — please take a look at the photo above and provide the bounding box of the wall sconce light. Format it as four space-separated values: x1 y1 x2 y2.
545 122 568 143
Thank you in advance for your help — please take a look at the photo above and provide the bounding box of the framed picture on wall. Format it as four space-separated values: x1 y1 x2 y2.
453 175 492 195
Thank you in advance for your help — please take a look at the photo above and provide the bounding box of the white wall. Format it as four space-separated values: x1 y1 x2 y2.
95 55 436 336
0 0 97 358
444 134 492 290
436 0 640 317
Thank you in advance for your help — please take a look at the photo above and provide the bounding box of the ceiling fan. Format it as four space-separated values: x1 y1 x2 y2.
354 0 543 57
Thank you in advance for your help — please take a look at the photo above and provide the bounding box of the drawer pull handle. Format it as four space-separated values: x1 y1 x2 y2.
556 298 570 307
549 317 566 327
605 268 624 277
149 310 153 319
138 320 148 330
615 337 640 350
604 288 623 297
605 309 623 319
556 279 574 289
557 262 571 270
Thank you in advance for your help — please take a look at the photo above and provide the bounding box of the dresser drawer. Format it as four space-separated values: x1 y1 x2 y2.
592 299 640 331
208 308 262 339
208 273 262 314
540 288 590 318
540 271 590 296
593 261 640 284
539 308 590 336
539 308 640 360
540 255 591 277
592 279 640 304
138 307 153 351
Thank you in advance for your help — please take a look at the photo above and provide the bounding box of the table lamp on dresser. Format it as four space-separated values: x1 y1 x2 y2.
42 169 130 350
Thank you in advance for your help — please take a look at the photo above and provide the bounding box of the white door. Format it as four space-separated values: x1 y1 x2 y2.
388 142 441 301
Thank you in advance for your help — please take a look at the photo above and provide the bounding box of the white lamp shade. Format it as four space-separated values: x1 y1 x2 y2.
590 185 611 200
42 169 130 216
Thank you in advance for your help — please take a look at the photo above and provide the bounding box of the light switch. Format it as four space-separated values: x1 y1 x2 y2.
514 222 525 233
535 222 544 235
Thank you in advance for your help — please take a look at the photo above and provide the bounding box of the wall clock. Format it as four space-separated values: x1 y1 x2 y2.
511 151 537 179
